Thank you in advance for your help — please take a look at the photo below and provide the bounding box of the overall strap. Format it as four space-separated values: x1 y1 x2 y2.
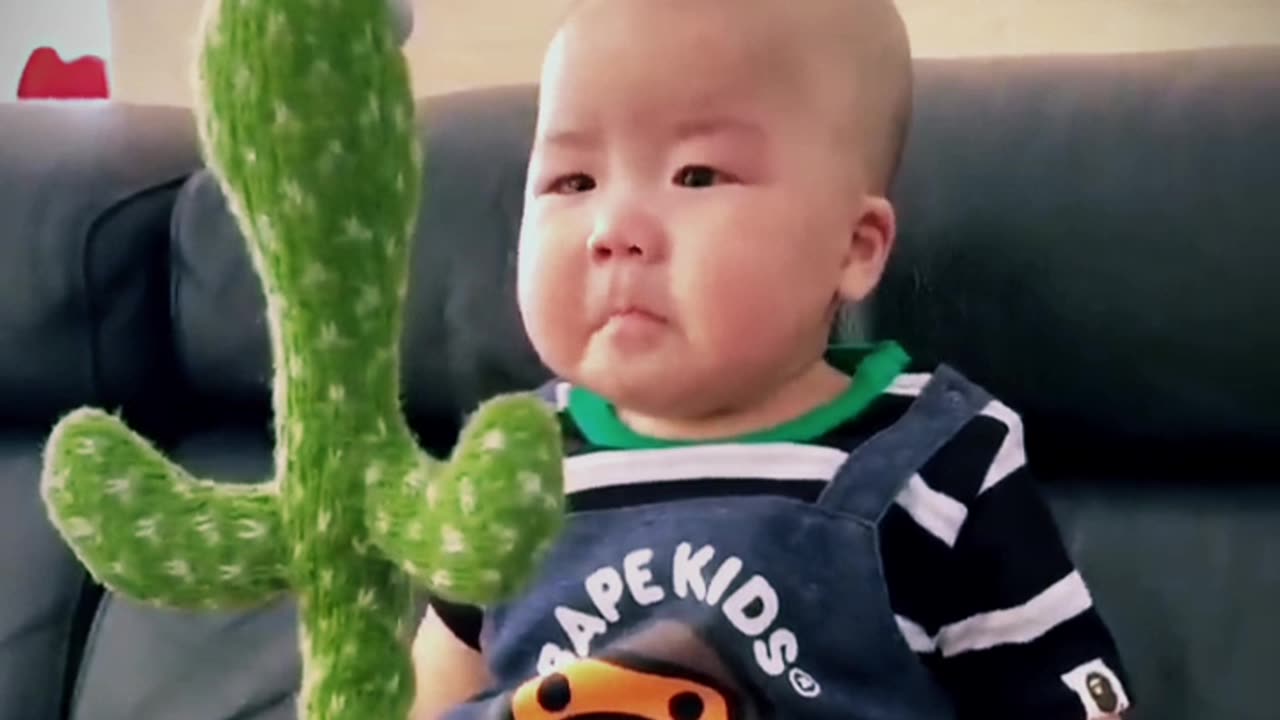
817 365 993 523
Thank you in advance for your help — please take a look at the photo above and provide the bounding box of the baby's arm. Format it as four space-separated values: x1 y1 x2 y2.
898 399 1133 720
410 606 490 720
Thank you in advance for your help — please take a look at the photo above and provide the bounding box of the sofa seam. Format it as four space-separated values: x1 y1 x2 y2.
79 174 194 415
60 588 112 719
167 172 202 402
52 576 104 720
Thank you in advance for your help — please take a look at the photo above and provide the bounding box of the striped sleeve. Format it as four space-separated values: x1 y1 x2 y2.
883 399 1133 720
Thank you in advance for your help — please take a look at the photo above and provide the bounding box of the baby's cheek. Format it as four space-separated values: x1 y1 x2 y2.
520 220 583 298
689 260 787 340
701 252 836 357
518 255 586 359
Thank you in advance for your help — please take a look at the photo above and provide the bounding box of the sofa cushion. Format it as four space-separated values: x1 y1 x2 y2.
69 428 301 720
1047 477 1280 720
0 434 89 720
0 101 200 427
72 597 299 720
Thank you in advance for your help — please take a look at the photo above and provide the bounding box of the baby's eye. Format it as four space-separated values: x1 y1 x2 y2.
673 165 730 188
547 173 596 194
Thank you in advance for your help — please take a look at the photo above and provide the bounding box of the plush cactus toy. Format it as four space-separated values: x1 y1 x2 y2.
38 0 566 718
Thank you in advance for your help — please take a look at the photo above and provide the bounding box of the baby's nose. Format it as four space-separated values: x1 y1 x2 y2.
587 209 665 263
588 234 646 262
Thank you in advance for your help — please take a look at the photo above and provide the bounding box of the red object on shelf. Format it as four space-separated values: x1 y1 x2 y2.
17 46 110 100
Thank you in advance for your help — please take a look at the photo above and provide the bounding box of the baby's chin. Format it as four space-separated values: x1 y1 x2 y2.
575 359 730 420
573 360 682 407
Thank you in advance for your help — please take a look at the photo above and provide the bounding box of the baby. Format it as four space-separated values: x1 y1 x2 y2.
413 0 1133 718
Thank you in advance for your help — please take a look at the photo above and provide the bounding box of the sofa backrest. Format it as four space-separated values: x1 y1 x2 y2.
0 100 201 720
885 48 1280 451
0 45 1276 720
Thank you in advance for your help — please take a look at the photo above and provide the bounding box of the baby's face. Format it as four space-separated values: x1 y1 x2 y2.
517 0 874 420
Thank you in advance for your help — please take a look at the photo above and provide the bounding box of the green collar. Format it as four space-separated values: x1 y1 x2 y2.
566 341 910 449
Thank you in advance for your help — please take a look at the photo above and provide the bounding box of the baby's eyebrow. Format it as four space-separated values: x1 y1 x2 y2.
672 116 765 140
537 128 600 150
535 117 765 151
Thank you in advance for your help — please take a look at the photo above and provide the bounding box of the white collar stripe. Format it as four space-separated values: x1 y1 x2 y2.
564 443 849 494
885 372 932 397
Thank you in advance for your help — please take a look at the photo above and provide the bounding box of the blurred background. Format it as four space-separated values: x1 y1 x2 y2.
4 0 1280 102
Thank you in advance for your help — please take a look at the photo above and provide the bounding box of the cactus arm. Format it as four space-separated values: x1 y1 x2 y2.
40 408 287 609
365 393 566 606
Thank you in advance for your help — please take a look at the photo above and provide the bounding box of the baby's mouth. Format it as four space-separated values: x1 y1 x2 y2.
592 298 667 329
610 306 664 322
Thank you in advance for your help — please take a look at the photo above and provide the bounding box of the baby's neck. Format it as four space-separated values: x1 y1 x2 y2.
616 361 851 442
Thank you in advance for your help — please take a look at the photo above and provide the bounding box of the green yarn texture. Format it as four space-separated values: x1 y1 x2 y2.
38 0 566 718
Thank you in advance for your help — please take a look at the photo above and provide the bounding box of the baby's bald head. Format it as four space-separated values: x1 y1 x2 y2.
551 0 913 193
805 0 914 192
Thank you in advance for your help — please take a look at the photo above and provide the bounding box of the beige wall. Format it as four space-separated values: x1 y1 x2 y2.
111 0 1280 106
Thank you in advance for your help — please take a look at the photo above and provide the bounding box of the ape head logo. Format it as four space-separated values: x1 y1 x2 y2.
1085 672 1119 714
503 620 768 720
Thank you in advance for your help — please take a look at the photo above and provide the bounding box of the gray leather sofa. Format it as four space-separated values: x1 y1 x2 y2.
2 46 1277 720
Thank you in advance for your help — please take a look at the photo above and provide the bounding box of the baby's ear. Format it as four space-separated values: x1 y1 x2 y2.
837 196 896 304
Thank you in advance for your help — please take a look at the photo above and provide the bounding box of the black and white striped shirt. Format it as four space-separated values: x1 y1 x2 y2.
433 371 1132 719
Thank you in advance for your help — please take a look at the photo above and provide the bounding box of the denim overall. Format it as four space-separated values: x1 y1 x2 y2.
446 366 988 720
